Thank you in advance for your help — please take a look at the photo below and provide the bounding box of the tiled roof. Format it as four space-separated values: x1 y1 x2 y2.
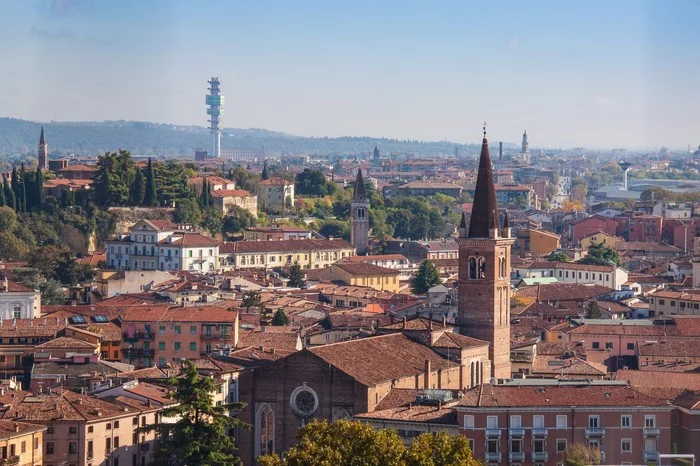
211 189 253 198
259 177 292 186
35 337 97 350
0 280 34 293
308 333 454 387
637 340 700 358
331 262 398 276
458 384 667 408
0 420 46 440
122 306 237 323
220 238 353 254
432 332 489 349
355 402 458 425
3 390 143 422
237 330 301 353
380 317 452 331
531 355 607 376
159 233 219 247
522 261 616 273
345 254 409 262
515 283 613 301
58 164 97 172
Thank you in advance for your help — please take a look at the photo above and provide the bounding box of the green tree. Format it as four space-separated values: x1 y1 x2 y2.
241 290 262 314
548 251 569 262
318 219 350 241
564 443 602 466
94 150 135 206
271 309 290 326
0 206 17 232
138 359 248 466
223 205 256 235
585 300 604 319
404 431 481 466
261 162 269 180
411 260 442 294
131 168 145 205
287 262 306 288
0 231 30 260
144 157 157 206
200 179 212 207
34 168 45 209
258 419 405 466
295 168 336 197
174 199 203 226
202 207 224 235
578 242 621 267
2 176 14 211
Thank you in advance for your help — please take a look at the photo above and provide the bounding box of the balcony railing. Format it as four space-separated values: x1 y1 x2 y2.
643 427 660 437
485 428 501 438
532 427 548 437
585 427 605 437
123 331 155 341
485 452 501 462
644 451 660 462
532 451 548 462
123 348 155 358
508 427 525 438
509 451 525 462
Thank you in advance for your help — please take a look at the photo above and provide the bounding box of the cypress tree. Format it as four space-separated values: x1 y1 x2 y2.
261 162 269 180
200 179 210 207
3 175 15 211
144 157 157 206
0 176 4 207
34 168 45 209
132 169 145 206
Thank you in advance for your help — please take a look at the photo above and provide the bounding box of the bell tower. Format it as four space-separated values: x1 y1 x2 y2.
458 125 513 380
350 167 369 255
38 126 48 171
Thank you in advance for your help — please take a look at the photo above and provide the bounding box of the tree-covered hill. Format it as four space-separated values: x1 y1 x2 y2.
0 118 486 158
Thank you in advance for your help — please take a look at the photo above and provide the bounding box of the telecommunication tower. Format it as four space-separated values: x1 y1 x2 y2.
206 78 224 158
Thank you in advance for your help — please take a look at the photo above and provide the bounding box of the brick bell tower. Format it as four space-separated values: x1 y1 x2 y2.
351 167 369 255
457 125 513 381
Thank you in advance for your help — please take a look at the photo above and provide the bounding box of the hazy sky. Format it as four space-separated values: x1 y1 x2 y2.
1 0 699 149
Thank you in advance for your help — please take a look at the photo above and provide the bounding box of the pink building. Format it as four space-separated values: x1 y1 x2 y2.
571 215 617 245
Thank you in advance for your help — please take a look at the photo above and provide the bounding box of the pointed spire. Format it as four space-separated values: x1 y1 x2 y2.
503 210 510 229
458 212 468 238
353 167 367 200
39 126 45 145
468 125 499 238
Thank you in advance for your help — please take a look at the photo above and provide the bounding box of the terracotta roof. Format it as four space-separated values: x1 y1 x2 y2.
0 420 46 440
531 355 607 376
355 402 458 425
237 330 301 353
522 261 616 273
121 306 237 323
211 189 253 198
458 384 667 408
2 390 143 422
331 262 398 276
35 337 97 350
259 177 292 186
308 333 454 387
345 254 409 263
637 340 700 358
58 164 97 172
0 280 34 293
380 317 453 331
220 238 353 254
432 332 489 349
515 283 613 302
159 233 219 247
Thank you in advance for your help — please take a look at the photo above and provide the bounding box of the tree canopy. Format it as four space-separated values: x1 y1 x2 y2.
287 262 306 288
577 242 622 267
295 168 336 197
411 260 442 294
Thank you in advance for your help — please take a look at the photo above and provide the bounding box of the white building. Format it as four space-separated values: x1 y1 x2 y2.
106 219 220 273
257 177 295 213
513 261 628 290
0 277 41 319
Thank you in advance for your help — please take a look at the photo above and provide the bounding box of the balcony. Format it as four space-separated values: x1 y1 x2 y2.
485 452 501 462
508 427 525 438
123 331 155 341
123 348 155 358
531 427 548 438
644 451 660 463
485 428 501 438
509 451 525 462
532 451 548 462
585 427 605 437
643 427 660 437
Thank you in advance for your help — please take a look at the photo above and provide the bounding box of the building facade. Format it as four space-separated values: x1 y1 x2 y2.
257 178 295 213
219 239 355 270
0 278 41 320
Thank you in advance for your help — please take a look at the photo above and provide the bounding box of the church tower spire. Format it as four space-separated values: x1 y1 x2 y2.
351 167 369 255
458 125 514 381
38 126 48 171
521 130 530 164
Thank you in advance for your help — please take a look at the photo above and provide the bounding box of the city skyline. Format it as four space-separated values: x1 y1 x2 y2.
1 0 699 149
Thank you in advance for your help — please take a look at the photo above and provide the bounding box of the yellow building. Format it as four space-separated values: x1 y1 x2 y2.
0 420 45 466
580 231 622 250
318 262 401 292
219 239 355 270
516 228 561 256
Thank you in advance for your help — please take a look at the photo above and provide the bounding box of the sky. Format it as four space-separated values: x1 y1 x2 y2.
1 0 699 149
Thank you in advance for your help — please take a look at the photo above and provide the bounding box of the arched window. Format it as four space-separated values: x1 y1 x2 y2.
255 403 275 456
357 207 366 220
468 257 477 279
499 256 506 279
333 408 351 421
478 257 486 279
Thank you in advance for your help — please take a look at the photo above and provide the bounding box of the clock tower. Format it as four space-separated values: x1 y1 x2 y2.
458 126 513 380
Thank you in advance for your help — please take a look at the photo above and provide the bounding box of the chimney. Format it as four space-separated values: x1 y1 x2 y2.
14 423 19 433
442 315 446 327
402 316 407 329
424 359 432 389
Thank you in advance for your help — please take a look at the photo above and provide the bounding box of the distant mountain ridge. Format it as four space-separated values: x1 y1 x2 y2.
0 118 497 158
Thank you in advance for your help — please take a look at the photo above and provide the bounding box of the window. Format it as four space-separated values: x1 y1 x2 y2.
159 358 165 365
487 439 499 453
13 305 22 319
533 415 544 429
106 438 112 452
626 343 634 350
69 442 77 454
510 439 522 453
190 342 197 351
605 342 613 349
69 426 78 434
468 439 474 453
190 326 197 334
463 415 474 429
174 342 181 351
141 416 147 426
87 426 93 433
588 415 599 428
645 437 657 452
159 326 166 334
592 342 600 349
47 426 55 434
114 437 120 448
133 417 138 426
256 404 275 456
510 415 522 428
114 421 119 428
20 441 25 454
174 326 181 334
621 415 631 428
645 415 656 427
107 422 112 430
159 342 165 351
588 439 600 449
621 438 632 453
556 415 567 429
533 439 545 453
487 416 498 429
556 439 567 453
47 442 55 454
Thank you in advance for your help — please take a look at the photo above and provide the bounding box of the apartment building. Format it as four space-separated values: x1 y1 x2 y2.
0 278 41 320
513 261 628 290
243 226 311 241
121 305 239 368
257 177 295 213
648 290 700 316
219 238 355 270
457 383 672 466
318 262 401 293
106 219 219 272
212 189 258 216
0 420 45 466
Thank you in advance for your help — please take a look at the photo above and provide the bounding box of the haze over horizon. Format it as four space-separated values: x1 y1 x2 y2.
2 0 699 150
